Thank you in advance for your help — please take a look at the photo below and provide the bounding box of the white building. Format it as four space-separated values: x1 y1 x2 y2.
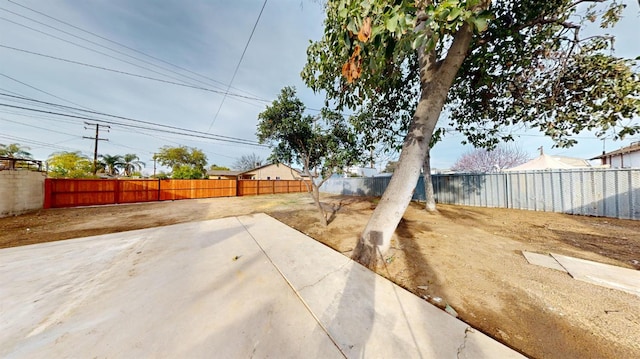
345 166 378 177
591 142 640 169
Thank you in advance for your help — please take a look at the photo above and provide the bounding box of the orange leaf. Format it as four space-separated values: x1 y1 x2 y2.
357 17 372 42
342 62 352 81
342 45 363 84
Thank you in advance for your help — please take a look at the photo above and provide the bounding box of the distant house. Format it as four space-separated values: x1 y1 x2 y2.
207 170 242 180
503 154 591 171
345 166 378 177
590 142 640 169
207 164 307 180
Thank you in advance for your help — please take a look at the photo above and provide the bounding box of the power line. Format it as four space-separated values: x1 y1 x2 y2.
4 0 264 99
0 14 220 91
0 93 264 145
207 0 268 131
0 101 267 148
0 44 270 103
0 133 87 154
0 72 92 111
0 116 79 137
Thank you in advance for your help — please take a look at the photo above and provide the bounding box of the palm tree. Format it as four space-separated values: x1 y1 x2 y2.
0 143 33 169
0 143 32 158
122 153 145 176
99 154 124 176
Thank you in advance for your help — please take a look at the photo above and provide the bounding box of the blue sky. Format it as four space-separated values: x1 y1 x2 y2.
0 0 638 174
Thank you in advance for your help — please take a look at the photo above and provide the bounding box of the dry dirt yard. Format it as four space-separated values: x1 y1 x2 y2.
2 193 639 359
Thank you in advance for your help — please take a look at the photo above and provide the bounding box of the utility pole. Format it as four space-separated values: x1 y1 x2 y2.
83 122 110 175
152 153 157 177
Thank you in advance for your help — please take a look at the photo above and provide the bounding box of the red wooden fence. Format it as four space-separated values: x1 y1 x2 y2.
43 178 309 209
236 179 310 196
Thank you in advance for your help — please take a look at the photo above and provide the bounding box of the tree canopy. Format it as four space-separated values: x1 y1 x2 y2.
232 153 264 171
257 86 362 226
303 0 639 268
47 151 93 178
0 143 32 159
209 164 231 171
99 154 124 176
451 145 530 173
154 146 207 179
303 1 638 149
122 153 145 176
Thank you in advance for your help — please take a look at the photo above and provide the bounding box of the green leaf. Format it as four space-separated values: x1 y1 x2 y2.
347 19 358 34
470 17 488 32
447 7 462 22
386 14 398 33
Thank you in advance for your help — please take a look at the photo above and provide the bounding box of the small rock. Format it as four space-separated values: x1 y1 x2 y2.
432 297 442 303
445 304 458 318
417 285 429 291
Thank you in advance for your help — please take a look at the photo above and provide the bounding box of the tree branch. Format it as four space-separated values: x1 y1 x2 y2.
568 0 605 9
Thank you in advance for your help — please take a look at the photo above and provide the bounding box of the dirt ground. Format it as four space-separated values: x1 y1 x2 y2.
2 193 639 358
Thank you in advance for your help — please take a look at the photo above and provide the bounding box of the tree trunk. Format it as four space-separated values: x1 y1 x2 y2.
352 24 474 269
310 183 328 227
301 165 328 227
423 149 437 212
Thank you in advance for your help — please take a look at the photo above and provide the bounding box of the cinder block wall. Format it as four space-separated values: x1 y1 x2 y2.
0 171 46 217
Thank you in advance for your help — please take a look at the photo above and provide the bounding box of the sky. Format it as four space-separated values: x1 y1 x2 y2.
0 0 638 175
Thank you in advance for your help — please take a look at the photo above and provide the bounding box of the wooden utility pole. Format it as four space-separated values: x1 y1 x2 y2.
83 122 110 175
152 154 157 177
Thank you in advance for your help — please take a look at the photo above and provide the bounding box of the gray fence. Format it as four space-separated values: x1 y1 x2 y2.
320 169 640 220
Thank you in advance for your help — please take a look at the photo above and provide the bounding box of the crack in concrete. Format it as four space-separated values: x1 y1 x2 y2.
457 327 473 359
297 259 351 293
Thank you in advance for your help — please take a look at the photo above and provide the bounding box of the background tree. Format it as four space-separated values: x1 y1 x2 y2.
383 160 399 173
99 154 124 176
172 165 206 179
154 146 208 179
0 143 33 170
232 153 264 171
122 153 145 176
0 143 32 158
451 145 530 173
303 0 639 268
209 164 231 171
257 86 362 226
47 151 93 178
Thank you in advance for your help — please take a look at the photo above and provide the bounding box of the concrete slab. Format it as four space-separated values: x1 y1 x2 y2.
522 251 568 272
238 213 525 358
1 214 525 358
0 218 342 358
551 253 640 297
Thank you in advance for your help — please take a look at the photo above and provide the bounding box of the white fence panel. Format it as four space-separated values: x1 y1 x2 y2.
320 169 640 220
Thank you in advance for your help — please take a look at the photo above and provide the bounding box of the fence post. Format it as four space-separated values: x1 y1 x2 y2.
114 179 120 204
43 178 52 209
503 173 509 209
157 178 161 201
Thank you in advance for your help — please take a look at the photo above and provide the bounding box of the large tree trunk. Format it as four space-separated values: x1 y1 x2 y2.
352 24 474 269
423 149 437 212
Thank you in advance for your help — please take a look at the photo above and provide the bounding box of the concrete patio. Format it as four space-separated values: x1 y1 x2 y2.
0 214 524 358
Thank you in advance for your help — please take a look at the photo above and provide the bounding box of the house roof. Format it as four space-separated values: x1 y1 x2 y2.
206 170 242 176
503 154 589 171
590 142 640 160
240 163 302 175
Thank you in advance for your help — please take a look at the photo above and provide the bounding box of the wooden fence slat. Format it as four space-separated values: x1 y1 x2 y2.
45 178 308 208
